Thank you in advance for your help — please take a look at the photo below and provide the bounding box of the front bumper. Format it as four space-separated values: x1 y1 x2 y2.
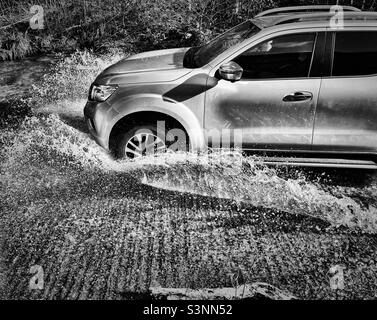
84 100 112 150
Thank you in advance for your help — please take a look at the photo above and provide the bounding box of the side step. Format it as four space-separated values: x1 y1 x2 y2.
256 157 377 169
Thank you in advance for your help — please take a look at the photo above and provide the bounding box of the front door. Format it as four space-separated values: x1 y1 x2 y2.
204 32 323 151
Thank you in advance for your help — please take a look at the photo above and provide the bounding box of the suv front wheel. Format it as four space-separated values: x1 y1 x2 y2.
115 124 188 159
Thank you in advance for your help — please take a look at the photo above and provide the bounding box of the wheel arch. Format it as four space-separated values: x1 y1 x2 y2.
105 94 205 152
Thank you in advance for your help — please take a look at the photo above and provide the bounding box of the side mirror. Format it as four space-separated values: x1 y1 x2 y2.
219 61 243 81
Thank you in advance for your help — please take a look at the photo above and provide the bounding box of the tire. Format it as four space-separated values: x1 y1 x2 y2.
115 123 189 159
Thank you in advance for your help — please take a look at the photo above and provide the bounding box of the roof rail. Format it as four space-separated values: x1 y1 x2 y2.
255 5 361 18
252 11 377 28
274 11 377 25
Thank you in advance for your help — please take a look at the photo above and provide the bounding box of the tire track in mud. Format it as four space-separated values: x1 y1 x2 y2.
4 165 377 300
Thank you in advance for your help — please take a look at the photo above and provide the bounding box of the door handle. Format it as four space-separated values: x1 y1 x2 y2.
282 91 313 102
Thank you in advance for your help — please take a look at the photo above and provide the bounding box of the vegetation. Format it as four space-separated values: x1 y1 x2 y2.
1 0 377 61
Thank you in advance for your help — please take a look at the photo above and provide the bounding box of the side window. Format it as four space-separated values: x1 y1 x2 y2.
332 32 377 76
233 33 316 79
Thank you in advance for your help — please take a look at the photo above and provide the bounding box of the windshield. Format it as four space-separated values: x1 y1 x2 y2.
183 21 260 68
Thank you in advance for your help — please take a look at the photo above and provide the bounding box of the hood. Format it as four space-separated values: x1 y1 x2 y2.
100 48 190 76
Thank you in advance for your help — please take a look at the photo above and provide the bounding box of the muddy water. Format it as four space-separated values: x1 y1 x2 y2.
1 55 377 299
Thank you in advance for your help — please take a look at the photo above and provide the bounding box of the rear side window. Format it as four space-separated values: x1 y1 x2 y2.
233 33 316 79
333 32 377 76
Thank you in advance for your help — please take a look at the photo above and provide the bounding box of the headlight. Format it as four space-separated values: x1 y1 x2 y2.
89 84 118 102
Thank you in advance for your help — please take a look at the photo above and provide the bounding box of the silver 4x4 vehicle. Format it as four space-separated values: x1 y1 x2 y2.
84 5 377 169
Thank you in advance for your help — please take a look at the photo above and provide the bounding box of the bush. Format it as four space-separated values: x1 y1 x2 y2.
0 0 275 60
1 0 377 61
0 32 34 60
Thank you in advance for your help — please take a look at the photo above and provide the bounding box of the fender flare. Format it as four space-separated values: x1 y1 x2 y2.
104 94 206 151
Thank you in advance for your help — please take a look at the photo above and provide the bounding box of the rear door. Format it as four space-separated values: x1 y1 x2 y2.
313 29 377 153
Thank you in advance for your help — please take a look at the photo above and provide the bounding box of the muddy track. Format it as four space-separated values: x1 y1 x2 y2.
1 163 377 300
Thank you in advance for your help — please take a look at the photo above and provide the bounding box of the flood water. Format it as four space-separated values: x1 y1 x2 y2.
1 54 377 300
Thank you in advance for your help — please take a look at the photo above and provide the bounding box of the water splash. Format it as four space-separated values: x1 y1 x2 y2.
2 50 377 234
139 152 377 233
2 109 377 234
